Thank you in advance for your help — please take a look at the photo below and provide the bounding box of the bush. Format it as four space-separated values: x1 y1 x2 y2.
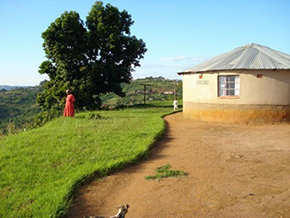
88 112 103 120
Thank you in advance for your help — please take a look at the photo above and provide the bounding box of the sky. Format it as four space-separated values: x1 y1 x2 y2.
0 0 289 86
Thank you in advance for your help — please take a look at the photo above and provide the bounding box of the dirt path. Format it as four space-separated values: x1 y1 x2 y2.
67 113 290 218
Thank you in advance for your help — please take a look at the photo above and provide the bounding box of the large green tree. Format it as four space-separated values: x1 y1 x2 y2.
37 1 146 111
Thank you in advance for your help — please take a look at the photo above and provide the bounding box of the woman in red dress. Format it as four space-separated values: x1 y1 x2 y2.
64 90 75 117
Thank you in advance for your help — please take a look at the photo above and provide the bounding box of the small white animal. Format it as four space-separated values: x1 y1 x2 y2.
84 204 130 218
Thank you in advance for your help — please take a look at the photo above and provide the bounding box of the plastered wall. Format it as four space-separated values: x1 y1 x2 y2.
183 70 290 105
182 70 290 123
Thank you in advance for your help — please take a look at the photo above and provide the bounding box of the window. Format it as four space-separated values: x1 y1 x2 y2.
218 75 240 97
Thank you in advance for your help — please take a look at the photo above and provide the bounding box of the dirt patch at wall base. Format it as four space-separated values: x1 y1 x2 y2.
183 102 290 123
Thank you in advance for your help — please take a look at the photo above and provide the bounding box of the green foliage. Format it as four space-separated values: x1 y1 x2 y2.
156 164 171 172
0 107 172 217
38 1 147 112
88 112 103 119
0 84 65 136
0 87 42 135
145 164 188 180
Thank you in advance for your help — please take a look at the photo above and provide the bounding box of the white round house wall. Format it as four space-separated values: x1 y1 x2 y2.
182 70 290 123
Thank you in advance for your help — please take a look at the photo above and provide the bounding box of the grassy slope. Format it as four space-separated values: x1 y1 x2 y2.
0 107 173 217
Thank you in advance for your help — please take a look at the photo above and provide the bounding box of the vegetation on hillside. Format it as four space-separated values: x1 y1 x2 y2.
101 76 182 107
0 77 181 135
0 106 173 217
0 87 42 135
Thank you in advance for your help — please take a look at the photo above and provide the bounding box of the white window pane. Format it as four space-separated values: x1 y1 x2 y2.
235 76 240 90
235 76 240 82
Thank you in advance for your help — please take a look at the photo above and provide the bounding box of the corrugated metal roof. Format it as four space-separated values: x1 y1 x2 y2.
179 43 290 74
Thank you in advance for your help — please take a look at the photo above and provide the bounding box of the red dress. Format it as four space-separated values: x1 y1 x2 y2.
64 94 75 117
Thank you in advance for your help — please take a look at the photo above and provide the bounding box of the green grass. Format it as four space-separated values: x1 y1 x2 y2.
145 164 188 180
0 107 173 217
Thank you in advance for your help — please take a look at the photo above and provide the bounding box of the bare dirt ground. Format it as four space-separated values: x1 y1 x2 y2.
67 112 290 218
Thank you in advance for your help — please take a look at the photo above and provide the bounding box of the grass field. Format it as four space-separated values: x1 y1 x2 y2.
0 107 174 217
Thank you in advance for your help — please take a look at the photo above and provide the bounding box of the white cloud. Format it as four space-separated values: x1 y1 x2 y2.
160 55 208 62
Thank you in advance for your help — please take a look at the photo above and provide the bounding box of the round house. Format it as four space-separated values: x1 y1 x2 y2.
178 43 290 123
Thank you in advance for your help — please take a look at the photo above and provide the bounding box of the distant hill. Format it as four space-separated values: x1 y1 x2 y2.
0 85 28 90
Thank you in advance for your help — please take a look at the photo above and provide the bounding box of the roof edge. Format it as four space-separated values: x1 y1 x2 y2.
177 68 290 75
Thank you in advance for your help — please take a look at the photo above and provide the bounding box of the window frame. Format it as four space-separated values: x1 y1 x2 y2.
218 75 240 98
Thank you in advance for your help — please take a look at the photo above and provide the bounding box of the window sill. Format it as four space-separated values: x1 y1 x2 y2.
218 96 240 99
